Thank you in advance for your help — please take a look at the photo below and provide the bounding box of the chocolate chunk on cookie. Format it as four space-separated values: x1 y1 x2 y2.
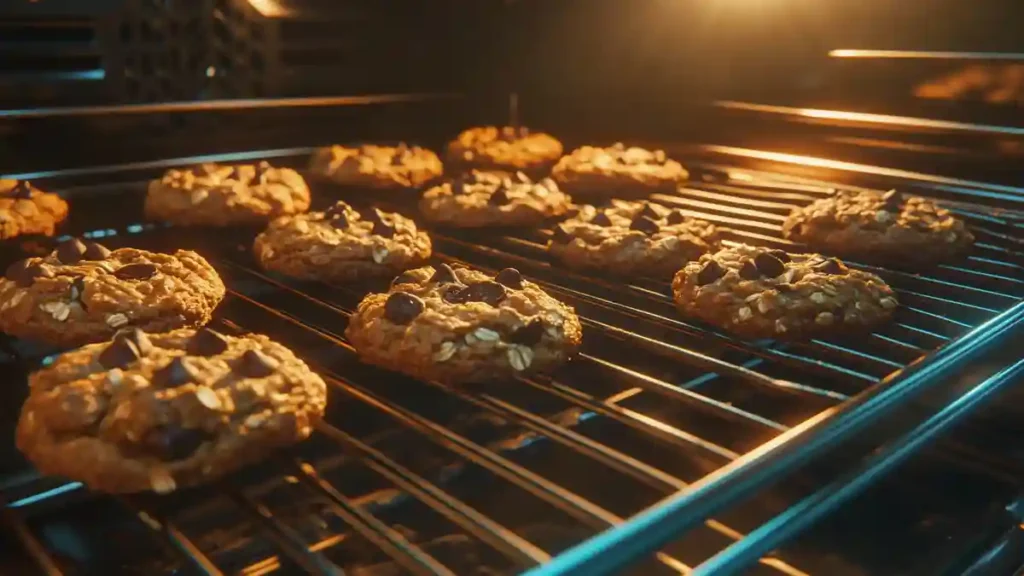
0 241 225 347
0 179 69 240
308 144 443 191
547 200 720 277
15 328 327 494
145 161 311 226
420 170 571 228
672 244 897 340
781 189 974 265
445 126 564 176
253 201 432 282
551 143 688 197
345 265 582 383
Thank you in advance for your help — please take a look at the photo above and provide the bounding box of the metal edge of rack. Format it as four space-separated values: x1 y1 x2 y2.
829 50 1024 61
523 300 1024 576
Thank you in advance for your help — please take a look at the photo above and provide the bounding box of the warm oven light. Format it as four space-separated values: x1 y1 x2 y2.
246 0 290 17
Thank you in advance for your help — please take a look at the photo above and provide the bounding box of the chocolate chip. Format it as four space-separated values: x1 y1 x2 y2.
629 215 660 235
98 338 141 369
362 208 385 225
325 201 350 219
591 212 612 227
495 267 523 289
767 249 790 263
152 357 199 388
187 328 230 356
15 264 51 288
455 281 507 306
739 260 761 280
505 321 542 347
116 327 153 356
373 220 396 239
551 225 573 244
83 242 111 261
881 189 902 211
450 179 466 195
815 258 846 275
391 150 407 166
329 212 349 229
638 203 660 219
253 162 267 181
430 263 459 284
384 292 424 324
10 181 33 199
666 211 685 225
236 349 279 378
391 271 419 287
55 238 87 264
143 426 210 461
5 259 30 282
754 253 786 278
695 259 725 286
114 263 158 281
489 187 510 206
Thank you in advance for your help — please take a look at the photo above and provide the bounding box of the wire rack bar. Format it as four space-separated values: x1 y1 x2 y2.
1 508 64 576
118 497 225 576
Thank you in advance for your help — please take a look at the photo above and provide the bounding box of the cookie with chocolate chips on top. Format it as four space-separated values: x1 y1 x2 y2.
345 264 582 383
551 143 689 197
0 179 69 240
308 144 444 191
672 244 897 340
15 327 327 494
145 161 311 226
782 188 974 265
253 201 432 282
419 170 572 228
445 126 564 176
547 200 720 277
0 239 225 347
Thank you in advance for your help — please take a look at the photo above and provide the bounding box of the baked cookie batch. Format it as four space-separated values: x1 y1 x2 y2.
1 125 975 496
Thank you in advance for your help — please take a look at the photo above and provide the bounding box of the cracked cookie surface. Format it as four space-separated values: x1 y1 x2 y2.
445 126 563 175
0 179 69 240
551 143 688 197
16 327 327 494
0 240 225 347
345 264 582 383
145 161 311 226
253 201 432 282
309 144 443 190
548 200 720 277
782 189 974 265
420 170 571 228
672 244 897 340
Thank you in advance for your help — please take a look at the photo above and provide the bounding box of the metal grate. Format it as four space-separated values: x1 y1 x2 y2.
0 146 1022 575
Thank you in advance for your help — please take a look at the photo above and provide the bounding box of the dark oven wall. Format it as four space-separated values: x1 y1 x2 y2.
0 0 507 174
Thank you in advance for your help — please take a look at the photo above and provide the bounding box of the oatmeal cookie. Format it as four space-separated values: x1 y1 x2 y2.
16 327 327 494
253 201 432 282
672 244 897 340
419 170 571 228
445 126 563 176
308 144 443 190
551 143 688 197
782 189 974 264
0 240 225 347
547 200 720 277
345 264 582 383
145 161 311 226
0 179 69 240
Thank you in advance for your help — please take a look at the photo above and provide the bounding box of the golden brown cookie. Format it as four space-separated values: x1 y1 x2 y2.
16 327 327 494
0 179 69 240
446 126 563 176
419 170 571 228
308 144 443 190
551 143 688 197
145 161 311 226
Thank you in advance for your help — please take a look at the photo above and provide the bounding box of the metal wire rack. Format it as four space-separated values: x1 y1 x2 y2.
1 144 1022 575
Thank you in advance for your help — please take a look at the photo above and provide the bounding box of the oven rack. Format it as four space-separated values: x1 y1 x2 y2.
1 145 1022 575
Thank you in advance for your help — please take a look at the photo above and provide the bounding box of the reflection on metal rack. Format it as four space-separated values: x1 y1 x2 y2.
1 146 1022 575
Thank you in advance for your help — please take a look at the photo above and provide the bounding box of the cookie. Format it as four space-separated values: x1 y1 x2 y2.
551 143 688 197
144 161 311 227
0 239 225 347
253 201 432 282
345 264 582 383
547 200 720 277
0 179 69 240
781 188 974 265
672 244 897 340
419 170 572 228
15 327 327 494
445 126 564 176
308 144 443 190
